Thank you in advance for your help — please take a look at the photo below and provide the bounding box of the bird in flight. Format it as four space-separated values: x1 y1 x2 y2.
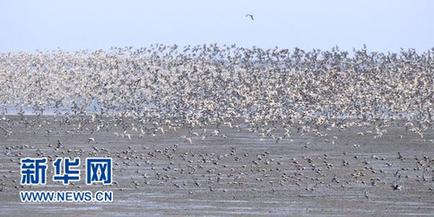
245 14 254 21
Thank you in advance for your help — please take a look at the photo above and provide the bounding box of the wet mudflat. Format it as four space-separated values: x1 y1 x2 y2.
0 116 433 216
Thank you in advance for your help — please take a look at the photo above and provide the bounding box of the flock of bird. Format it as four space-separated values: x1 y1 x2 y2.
0 46 433 214
0 45 433 138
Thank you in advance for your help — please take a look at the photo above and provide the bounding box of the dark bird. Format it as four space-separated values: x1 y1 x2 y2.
245 14 254 21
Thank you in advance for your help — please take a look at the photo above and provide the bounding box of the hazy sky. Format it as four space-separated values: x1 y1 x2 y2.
1 0 433 52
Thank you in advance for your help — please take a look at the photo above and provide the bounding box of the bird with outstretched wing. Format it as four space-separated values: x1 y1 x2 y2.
245 14 254 21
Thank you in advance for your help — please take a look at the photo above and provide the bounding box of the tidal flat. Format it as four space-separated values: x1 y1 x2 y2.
0 116 433 216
